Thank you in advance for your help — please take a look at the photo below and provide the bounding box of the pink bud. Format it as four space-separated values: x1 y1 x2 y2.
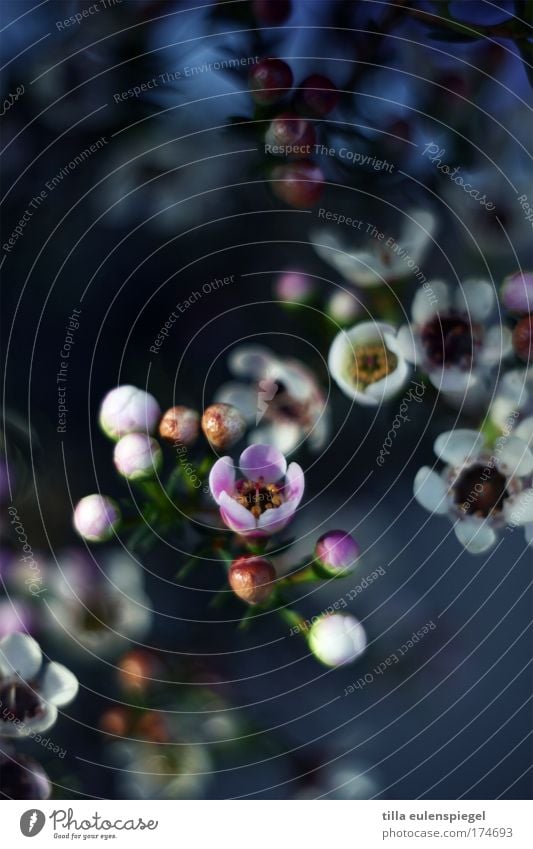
73 495 121 542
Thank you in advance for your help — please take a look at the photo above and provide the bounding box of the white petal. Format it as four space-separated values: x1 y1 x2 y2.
430 367 476 393
434 430 484 466
23 703 59 735
412 280 450 324
248 422 300 455
396 324 419 363
413 467 449 515
504 489 533 527
496 436 533 477
40 662 79 707
479 325 513 366
454 518 497 553
514 416 533 447
400 209 437 263
0 633 42 680
227 345 273 379
455 279 494 322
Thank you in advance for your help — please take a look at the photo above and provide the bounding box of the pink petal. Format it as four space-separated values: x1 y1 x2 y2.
257 501 296 535
218 491 257 534
239 443 287 483
209 457 236 504
284 462 305 506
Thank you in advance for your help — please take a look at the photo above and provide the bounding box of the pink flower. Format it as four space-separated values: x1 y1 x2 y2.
209 444 304 537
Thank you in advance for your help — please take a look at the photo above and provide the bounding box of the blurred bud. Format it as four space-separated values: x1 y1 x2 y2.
501 271 533 315
136 711 169 743
252 0 291 24
308 614 367 667
327 290 361 325
159 406 200 446
229 555 276 605
513 316 533 363
201 403 246 449
73 494 121 542
113 433 163 480
296 74 339 116
118 650 158 693
270 160 325 207
99 385 161 441
275 271 315 303
99 707 129 737
0 752 51 800
249 58 293 105
315 530 360 575
265 112 316 155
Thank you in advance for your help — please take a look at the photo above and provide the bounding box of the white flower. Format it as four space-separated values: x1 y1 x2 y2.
397 279 512 395
328 321 409 405
311 209 436 288
215 345 330 454
414 428 533 554
309 614 367 667
0 633 78 738
489 368 533 435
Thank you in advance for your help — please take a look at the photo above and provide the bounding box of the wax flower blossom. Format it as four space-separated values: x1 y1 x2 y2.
99 385 161 440
215 345 330 454
314 530 360 575
0 633 78 738
414 428 533 553
209 444 304 537
397 280 512 394
308 613 367 667
328 321 409 405
311 209 436 288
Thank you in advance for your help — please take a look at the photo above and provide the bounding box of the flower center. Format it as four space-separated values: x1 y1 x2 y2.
235 477 283 518
81 596 119 633
0 681 43 725
454 464 509 518
348 343 398 388
421 314 478 369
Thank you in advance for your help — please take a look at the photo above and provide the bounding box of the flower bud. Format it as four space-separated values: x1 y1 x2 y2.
275 271 315 303
118 650 158 693
201 403 246 449
99 385 161 440
296 74 339 116
501 271 533 315
113 433 163 480
73 494 121 542
249 58 293 105
99 707 129 737
252 0 291 24
159 406 199 446
327 291 361 325
0 752 51 800
308 613 367 667
265 112 316 155
229 555 276 605
270 160 325 207
315 529 360 575
513 316 533 363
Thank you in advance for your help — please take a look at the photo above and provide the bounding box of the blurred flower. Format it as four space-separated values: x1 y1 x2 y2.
501 271 533 315
159 406 200 446
397 280 512 394
312 210 436 288
513 316 533 363
315 530 360 575
73 495 121 542
209 444 304 537
329 321 409 405
201 403 246 450
252 0 292 24
216 345 330 454
326 290 361 325
0 751 51 800
308 614 367 667
489 368 533 433
295 74 339 116
0 633 78 738
274 271 316 303
265 112 316 155
0 599 35 638
270 160 325 207
228 555 276 604
113 737 212 799
249 58 293 105
99 386 161 441
414 429 533 554
114 434 163 480
45 549 152 658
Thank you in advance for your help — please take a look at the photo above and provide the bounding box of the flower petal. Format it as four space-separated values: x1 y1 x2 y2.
396 324 419 363
504 489 533 527
248 422 300 455
285 462 305 507
257 501 297 534
239 443 287 483
218 491 257 534
413 467 449 515
209 457 235 504
40 662 79 707
228 345 274 379
0 633 42 680
434 430 484 466
496 436 533 477
479 325 513 366
412 280 450 324
454 518 496 554
514 416 533 447
455 279 494 322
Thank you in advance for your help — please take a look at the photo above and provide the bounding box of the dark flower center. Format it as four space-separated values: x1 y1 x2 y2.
235 477 283 518
454 464 509 518
0 681 43 725
421 314 478 369
81 596 119 633
349 343 398 388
